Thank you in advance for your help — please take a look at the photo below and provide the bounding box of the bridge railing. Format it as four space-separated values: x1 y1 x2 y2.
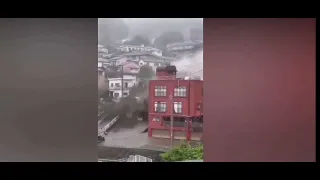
98 116 119 135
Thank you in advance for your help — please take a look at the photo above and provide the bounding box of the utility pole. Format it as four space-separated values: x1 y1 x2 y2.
169 93 173 149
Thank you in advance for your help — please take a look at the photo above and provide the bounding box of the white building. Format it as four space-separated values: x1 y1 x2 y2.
98 44 112 59
108 75 137 99
113 52 173 71
98 44 109 53
117 45 163 57
166 40 203 59
98 58 113 67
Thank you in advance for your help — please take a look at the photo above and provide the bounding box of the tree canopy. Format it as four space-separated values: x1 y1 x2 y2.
137 65 155 79
160 142 203 162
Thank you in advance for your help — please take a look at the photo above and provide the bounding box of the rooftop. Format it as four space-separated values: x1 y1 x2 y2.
108 56 124 61
98 58 109 62
167 40 203 48
118 45 162 52
107 52 175 62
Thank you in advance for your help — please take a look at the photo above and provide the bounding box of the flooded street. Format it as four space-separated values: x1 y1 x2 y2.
99 122 149 148
99 118 201 151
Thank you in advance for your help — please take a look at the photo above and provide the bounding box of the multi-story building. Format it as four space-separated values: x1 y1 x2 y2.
112 52 173 71
107 62 140 99
108 74 137 99
98 44 112 58
166 40 203 59
148 66 203 141
117 44 163 57
98 58 113 67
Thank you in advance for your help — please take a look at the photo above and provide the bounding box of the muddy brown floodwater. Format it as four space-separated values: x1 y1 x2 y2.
99 117 200 152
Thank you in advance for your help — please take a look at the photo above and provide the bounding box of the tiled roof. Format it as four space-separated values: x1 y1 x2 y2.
118 45 162 51
108 56 124 61
167 40 203 48
122 52 151 56
98 58 109 62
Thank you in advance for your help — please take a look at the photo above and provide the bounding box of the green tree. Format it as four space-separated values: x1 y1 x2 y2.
160 142 203 162
137 65 155 80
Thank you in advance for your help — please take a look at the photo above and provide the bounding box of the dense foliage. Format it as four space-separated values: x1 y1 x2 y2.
137 65 155 80
160 142 203 162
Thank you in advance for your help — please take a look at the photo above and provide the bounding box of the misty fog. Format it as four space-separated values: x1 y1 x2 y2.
123 18 203 40
172 50 203 80
98 18 203 43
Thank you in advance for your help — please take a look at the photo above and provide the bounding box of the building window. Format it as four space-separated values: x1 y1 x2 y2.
154 102 167 112
114 93 119 98
173 102 183 114
123 93 128 96
115 83 120 87
155 86 167 96
174 86 187 97
111 83 114 87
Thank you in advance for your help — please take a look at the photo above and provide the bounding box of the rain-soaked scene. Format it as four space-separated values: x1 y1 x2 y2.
98 18 203 162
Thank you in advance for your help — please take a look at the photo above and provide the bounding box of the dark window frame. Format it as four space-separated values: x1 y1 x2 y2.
155 86 167 97
154 102 167 113
173 102 183 114
174 86 187 97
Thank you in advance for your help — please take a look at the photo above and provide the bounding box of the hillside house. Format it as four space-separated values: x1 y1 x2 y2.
98 44 112 58
108 74 137 99
117 45 163 57
113 52 173 71
167 40 203 59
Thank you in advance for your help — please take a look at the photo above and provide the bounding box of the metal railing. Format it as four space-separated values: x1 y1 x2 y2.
98 155 153 162
98 116 119 135
98 158 128 162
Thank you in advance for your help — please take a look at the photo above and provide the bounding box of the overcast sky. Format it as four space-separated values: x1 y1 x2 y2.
99 18 203 40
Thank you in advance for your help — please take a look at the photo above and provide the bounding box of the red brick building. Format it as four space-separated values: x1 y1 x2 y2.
148 66 203 141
